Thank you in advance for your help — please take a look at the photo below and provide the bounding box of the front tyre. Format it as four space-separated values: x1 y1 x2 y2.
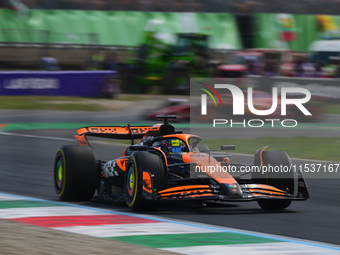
124 151 165 211
54 145 98 201
254 150 295 210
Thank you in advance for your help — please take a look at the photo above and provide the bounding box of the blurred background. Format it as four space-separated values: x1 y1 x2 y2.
1 0 340 118
1 2 340 250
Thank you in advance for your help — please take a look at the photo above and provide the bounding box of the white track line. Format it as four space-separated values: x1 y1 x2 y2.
0 131 74 142
0 206 109 219
56 222 218 238
163 243 340 255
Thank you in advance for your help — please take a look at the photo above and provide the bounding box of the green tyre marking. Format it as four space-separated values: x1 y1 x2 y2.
54 149 66 198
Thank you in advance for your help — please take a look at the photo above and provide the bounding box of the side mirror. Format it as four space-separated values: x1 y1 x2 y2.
129 146 148 151
220 145 235 151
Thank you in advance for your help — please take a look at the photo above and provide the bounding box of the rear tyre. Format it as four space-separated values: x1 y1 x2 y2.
54 145 98 201
253 150 295 210
124 151 165 211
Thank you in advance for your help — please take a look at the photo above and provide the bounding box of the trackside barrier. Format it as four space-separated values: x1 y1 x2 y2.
0 71 117 97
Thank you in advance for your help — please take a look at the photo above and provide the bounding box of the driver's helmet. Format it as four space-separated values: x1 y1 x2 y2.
161 139 183 153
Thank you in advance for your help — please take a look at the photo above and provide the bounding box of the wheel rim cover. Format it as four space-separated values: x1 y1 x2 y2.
127 166 135 197
55 158 63 188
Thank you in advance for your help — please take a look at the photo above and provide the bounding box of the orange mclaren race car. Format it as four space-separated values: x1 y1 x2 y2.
54 115 309 211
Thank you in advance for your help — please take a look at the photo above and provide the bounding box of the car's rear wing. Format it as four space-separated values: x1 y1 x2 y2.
75 125 152 146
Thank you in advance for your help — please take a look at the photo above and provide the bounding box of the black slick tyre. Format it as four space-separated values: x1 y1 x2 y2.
254 150 295 210
54 145 98 201
124 151 165 211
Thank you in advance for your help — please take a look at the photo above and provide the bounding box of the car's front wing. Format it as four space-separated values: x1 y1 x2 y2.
141 171 309 202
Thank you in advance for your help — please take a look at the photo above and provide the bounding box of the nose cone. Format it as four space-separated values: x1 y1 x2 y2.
220 183 243 198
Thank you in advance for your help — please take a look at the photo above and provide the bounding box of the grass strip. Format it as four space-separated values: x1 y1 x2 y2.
202 136 340 162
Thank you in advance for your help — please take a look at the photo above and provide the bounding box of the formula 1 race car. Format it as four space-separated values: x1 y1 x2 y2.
54 115 309 211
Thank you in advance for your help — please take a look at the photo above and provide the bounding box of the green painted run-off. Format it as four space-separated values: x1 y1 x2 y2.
0 200 65 209
109 232 282 248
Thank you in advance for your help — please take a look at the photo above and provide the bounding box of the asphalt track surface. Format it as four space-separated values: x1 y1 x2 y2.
0 109 340 247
